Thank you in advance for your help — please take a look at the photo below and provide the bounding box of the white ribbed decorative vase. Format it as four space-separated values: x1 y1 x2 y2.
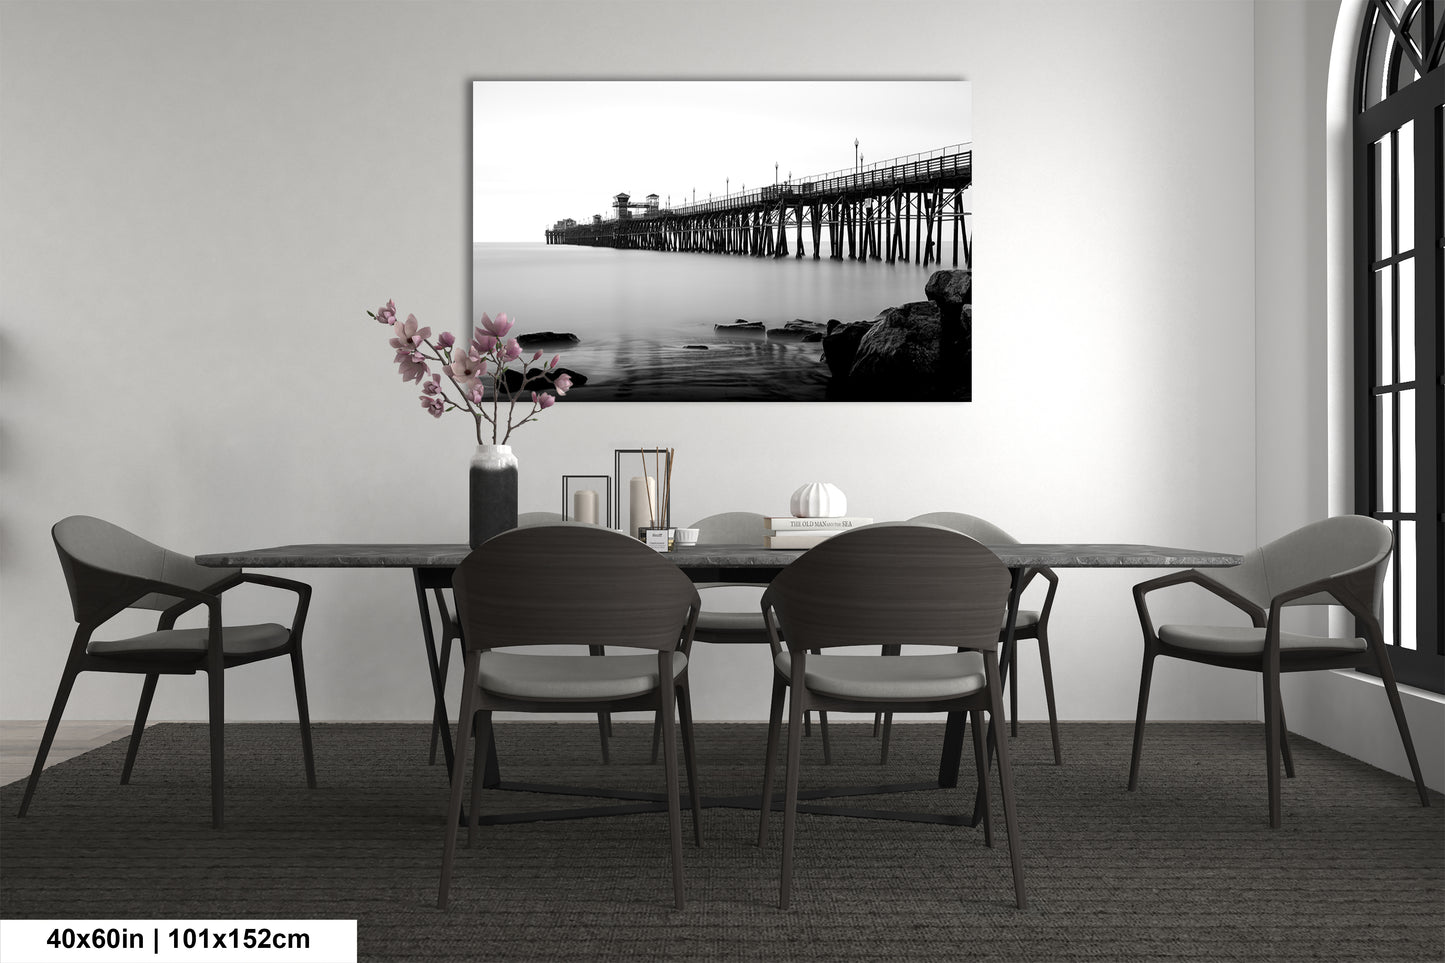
789 482 847 518
469 444 518 548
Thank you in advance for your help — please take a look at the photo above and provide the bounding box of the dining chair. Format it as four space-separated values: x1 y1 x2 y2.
648 511 832 763
19 515 315 828
897 512 1062 764
427 511 619 763
1129 515 1430 827
438 525 703 910
756 523 1025 909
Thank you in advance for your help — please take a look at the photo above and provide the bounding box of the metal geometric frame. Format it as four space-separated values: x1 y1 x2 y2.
562 474 613 527
613 448 674 534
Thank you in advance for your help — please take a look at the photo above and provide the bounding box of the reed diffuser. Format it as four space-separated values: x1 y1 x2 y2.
638 446 675 549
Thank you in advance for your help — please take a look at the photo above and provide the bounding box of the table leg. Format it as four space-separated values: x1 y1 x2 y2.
936 711 969 788
414 569 458 777
971 565 1024 826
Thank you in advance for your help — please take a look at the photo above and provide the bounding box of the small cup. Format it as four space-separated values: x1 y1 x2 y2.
674 527 700 547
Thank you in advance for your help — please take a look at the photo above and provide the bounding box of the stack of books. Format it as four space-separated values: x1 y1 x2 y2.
763 515 873 549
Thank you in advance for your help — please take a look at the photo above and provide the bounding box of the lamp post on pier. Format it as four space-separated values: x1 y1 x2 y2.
855 138 859 173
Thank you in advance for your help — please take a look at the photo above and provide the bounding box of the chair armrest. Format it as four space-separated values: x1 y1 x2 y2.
157 571 243 628
679 599 701 657
235 571 312 595
759 588 785 658
86 569 218 618
1133 569 1266 644
1254 570 1380 666
1034 566 1059 626
157 572 311 640
236 572 312 645
105 576 225 658
1264 563 1380 637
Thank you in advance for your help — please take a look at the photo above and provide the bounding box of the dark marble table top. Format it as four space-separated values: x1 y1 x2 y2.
197 541 1241 570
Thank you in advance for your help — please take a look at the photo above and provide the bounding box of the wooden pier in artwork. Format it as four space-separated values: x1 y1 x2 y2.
544 144 972 268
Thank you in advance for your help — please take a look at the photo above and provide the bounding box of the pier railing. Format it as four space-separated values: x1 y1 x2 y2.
569 143 972 224
545 142 972 268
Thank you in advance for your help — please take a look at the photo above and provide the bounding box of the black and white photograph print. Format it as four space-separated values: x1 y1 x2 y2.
472 80 973 402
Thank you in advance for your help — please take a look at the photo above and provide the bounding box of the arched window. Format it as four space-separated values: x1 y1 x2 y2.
1352 0 1443 692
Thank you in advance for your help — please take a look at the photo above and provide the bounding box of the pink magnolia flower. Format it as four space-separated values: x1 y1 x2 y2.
549 355 561 369
471 333 497 354
531 349 543 361
479 312 514 339
552 372 573 396
420 393 445 418
437 331 456 349
470 385 485 405
448 352 483 390
501 339 522 362
398 351 429 384
421 373 442 396
375 300 397 325
388 313 431 352
532 390 556 409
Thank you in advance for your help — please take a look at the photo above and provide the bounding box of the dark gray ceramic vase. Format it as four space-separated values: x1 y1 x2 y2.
469 444 518 549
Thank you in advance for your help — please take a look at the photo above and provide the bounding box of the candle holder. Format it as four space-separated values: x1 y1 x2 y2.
614 447 674 537
562 475 612 527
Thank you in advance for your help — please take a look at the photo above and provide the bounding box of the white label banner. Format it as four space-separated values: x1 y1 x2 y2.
0 920 357 963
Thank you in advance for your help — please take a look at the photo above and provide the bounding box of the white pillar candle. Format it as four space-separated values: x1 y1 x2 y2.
573 489 599 525
629 476 657 537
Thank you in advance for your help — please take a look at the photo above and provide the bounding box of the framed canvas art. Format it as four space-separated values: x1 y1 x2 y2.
471 80 972 402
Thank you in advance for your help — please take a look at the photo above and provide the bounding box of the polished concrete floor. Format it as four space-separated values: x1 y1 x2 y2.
0 721 136 787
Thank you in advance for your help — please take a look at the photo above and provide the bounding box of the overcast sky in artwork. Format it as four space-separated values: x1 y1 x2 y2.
472 80 971 242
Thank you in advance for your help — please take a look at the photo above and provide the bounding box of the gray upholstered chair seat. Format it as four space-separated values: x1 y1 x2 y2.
693 609 765 641
87 623 290 662
1010 609 1040 630
774 650 987 701
479 650 688 700
1158 624 1366 656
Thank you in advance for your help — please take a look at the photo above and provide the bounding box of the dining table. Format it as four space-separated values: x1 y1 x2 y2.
197 538 1242 825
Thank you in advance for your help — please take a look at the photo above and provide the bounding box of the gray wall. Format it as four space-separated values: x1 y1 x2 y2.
5 0 1428 790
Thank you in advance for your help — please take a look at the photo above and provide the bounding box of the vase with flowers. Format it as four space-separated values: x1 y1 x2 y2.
369 300 573 547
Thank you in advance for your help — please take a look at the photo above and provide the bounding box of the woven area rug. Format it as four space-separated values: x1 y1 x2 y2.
2 721 1441 962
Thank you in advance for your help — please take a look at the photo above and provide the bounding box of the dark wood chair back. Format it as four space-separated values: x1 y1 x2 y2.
452 525 700 653
762 523 1010 652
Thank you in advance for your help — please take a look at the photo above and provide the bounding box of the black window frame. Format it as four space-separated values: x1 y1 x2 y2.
1352 0 1444 694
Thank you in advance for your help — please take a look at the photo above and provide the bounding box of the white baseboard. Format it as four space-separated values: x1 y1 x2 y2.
1280 670 1444 793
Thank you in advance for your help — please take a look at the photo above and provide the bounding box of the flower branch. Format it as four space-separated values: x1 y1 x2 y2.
367 300 572 445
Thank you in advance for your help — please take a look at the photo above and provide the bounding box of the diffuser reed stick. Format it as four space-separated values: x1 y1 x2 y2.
640 449 655 528
663 448 675 529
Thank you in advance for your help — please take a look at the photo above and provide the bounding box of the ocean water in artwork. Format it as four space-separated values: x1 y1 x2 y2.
472 242 959 402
